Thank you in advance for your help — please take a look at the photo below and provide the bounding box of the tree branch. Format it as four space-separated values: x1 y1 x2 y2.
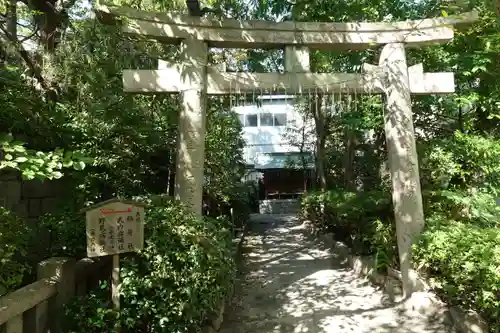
16 21 35 29
0 24 50 91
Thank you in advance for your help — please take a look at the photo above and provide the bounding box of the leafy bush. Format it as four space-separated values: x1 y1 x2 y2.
230 181 256 224
62 281 118 333
426 189 499 228
62 197 236 333
0 133 90 181
38 201 87 259
300 190 397 270
120 199 236 332
420 132 500 191
413 216 500 331
0 207 32 295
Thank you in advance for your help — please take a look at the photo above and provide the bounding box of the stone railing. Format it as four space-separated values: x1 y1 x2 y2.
0 256 111 333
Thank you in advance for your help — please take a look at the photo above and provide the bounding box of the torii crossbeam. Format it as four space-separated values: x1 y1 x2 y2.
122 61 455 95
94 3 476 298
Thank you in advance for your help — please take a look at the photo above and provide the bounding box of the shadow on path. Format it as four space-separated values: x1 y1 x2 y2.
220 214 454 333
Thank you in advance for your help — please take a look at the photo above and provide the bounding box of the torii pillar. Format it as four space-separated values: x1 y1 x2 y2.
362 43 456 297
380 43 425 298
175 38 208 217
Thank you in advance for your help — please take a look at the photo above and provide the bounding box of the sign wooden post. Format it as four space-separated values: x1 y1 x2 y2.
83 198 147 332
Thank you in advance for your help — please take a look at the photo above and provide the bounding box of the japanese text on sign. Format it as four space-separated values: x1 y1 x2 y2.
85 200 145 258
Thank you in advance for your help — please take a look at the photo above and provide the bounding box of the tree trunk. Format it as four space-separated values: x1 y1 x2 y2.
28 0 73 52
1 0 17 65
168 151 176 196
1 0 75 101
299 121 308 191
315 135 327 190
312 94 327 191
343 131 356 191
6 0 17 40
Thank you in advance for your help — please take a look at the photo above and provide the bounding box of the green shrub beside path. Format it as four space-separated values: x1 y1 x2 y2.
60 196 237 333
300 190 500 333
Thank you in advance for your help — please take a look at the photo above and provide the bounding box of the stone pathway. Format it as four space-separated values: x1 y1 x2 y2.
220 214 453 333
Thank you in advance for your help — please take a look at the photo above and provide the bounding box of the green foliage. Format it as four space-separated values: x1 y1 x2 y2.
62 281 119 333
420 132 500 191
204 105 246 201
62 198 236 333
0 133 90 181
0 207 32 296
413 216 500 330
229 182 256 226
120 199 236 332
427 189 500 228
38 202 87 259
2 17 246 201
300 190 397 271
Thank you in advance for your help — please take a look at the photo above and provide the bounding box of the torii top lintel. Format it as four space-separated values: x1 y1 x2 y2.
95 4 477 50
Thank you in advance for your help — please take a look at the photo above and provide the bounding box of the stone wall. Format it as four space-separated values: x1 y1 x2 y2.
0 170 68 221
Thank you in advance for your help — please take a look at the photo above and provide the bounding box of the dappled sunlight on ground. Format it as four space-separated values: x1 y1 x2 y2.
220 214 454 333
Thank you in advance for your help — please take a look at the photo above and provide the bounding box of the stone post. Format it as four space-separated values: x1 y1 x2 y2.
379 43 425 298
37 257 76 333
175 38 208 217
284 46 310 73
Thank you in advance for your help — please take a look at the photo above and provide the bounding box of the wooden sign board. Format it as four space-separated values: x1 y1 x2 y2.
84 199 146 258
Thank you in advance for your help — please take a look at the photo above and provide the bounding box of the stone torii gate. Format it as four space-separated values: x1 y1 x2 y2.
95 4 476 297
